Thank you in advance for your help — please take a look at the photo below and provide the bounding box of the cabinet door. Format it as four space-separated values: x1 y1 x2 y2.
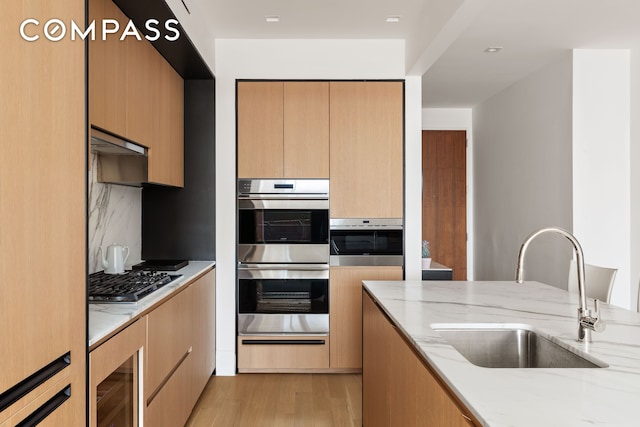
191 270 216 403
89 0 127 137
148 61 184 187
329 81 404 218
283 82 329 178
1 0 85 425
89 319 145 427
237 81 284 178
145 288 193 401
329 266 403 369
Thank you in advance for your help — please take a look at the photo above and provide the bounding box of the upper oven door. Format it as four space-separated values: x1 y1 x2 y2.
238 198 329 263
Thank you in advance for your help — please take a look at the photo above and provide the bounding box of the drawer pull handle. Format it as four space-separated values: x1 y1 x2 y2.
0 352 70 412
242 339 325 345
16 385 71 427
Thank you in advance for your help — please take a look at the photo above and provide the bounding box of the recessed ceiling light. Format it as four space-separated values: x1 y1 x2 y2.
265 15 280 23
484 47 503 53
386 16 401 23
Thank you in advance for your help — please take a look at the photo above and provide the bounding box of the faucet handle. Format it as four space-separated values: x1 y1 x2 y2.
588 299 606 333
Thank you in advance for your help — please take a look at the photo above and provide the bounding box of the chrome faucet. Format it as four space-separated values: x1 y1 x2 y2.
515 226 605 342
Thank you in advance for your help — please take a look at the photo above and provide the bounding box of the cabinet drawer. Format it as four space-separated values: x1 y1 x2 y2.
238 336 329 371
145 354 192 427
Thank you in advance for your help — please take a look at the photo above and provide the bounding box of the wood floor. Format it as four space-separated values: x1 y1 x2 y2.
185 374 362 427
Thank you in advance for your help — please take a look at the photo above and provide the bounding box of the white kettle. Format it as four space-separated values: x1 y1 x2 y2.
100 243 130 274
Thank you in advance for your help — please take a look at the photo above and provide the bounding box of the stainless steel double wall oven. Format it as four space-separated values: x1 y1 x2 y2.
237 179 330 335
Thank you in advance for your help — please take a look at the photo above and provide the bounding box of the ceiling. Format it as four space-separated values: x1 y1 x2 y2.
190 0 640 108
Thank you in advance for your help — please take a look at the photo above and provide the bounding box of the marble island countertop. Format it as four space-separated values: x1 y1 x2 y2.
89 261 215 349
363 280 640 427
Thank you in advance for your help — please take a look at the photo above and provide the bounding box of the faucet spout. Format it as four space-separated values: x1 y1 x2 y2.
515 226 603 342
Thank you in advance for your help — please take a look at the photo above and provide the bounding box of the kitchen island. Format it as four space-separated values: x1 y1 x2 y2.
363 280 640 426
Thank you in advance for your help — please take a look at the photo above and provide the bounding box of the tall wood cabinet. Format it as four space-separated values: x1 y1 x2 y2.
89 0 184 187
329 81 404 218
1 1 86 425
237 81 330 178
329 266 403 370
363 292 478 426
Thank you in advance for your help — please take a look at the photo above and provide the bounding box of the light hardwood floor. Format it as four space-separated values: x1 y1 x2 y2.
185 374 362 427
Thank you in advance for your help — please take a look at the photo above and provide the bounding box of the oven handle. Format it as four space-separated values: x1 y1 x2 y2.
241 339 326 345
238 264 329 280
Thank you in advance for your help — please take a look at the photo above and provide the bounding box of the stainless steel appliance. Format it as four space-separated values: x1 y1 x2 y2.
88 270 182 303
330 218 404 266
237 179 329 264
90 126 149 187
237 264 329 334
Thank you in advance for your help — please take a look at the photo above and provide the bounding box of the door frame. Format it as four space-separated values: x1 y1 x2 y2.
422 109 474 279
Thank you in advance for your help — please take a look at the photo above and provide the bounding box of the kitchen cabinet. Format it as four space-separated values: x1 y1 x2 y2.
89 0 184 187
238 335 330 372
363 292 477 426
191 270 216 403
329 266 403 370
89 319 145 427
1 0 86 425
329 81 404 218
144 287 193 425
237 81 329 178
144 268 215 423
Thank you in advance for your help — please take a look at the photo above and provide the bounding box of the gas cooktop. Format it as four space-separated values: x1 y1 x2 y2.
88 270 182 303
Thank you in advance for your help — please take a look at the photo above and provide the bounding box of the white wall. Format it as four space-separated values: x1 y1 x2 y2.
422 108 474 279
473 53 574 287
572 49 631 308
214 39 415 375
165 0 215 73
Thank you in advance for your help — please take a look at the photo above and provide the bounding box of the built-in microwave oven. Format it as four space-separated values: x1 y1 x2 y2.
330 218 403 266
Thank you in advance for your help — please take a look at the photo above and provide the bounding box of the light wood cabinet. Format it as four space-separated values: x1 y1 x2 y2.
329 81 404 218
1 0 86 425
237 81 329 178
237 81 284 178
238 335 330 372
89 0 184 187
145 353 193 427
145 287 193 403
283 82 329 177
329 266 403 370
89 319 145 427
363 292 478 426
191 270 216 404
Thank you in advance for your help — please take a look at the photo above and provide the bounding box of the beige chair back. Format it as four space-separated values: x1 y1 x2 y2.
567 260 617 303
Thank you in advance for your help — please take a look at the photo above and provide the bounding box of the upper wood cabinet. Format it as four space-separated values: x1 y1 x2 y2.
237 81 330 178
89 0 184 187
329 81 404 218
1 0 86 425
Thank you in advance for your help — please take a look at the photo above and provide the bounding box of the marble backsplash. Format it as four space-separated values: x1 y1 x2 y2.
88 153 142 274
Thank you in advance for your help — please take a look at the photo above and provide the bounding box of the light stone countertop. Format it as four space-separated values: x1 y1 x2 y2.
88 261 215 349
363 280 640 427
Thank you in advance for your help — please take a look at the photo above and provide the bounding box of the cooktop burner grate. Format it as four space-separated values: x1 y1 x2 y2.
88 270 182 303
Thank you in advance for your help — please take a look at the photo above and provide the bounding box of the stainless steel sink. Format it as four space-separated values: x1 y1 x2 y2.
433 324 608 368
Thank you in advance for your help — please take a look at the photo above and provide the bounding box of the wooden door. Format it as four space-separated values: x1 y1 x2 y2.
330 81 403 218
422 130 467 280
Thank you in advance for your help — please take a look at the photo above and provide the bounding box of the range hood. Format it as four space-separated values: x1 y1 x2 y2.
90 127 148 187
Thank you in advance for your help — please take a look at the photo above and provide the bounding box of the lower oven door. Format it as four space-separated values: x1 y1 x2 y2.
238 264 329 334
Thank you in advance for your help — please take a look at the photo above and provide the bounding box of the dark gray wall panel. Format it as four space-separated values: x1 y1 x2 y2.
142 79 215 260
